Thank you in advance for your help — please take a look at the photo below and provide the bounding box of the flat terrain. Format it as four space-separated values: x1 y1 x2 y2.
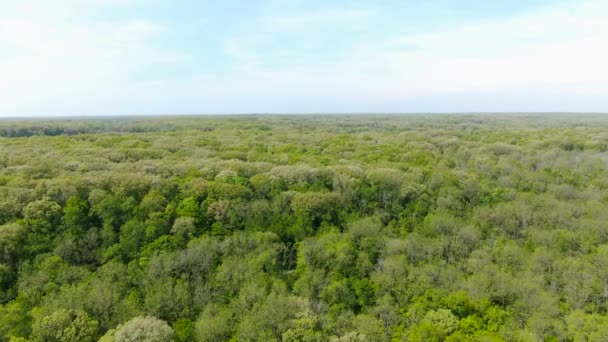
1 114 608 341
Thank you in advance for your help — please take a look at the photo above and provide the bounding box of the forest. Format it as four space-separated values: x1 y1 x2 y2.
1 114 608 341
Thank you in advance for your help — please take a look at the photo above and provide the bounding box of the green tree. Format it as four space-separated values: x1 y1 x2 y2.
31 309 98 342
108 316 173 342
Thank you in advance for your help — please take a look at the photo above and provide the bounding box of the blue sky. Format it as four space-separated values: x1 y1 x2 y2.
1 0 607 116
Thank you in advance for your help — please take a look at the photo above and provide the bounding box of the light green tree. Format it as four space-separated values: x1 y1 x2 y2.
31 308 98 342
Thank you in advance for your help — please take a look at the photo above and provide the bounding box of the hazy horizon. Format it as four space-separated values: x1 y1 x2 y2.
3 112 608 121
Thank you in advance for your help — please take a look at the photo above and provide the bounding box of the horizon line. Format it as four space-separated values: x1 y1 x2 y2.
2 111 608 120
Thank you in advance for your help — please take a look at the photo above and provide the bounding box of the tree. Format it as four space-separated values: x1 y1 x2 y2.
107 316 173 342
31 309 98 342
171 217 196 241
0 223 24 295
62 196 90 234
236 284 307 341
422 309 459 336
194 304 234 342
23 198 62 223
176 197 199 218
282 309 324 342
172 318 193 342
291 192 343 235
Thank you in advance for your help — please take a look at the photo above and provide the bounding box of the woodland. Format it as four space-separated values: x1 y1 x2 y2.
1 114 608 341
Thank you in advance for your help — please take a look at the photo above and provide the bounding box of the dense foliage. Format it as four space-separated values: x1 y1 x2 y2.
1 114 608 341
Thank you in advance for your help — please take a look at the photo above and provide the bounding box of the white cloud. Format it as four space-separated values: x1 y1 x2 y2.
0 0 180 115
1 0 608 115
381 0 608 95
270 8 375 30
218 0 608 109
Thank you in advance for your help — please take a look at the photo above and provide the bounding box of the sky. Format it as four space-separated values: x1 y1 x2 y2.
1 0 608 116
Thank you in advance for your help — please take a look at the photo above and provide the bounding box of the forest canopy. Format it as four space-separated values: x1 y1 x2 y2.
1 114 608 341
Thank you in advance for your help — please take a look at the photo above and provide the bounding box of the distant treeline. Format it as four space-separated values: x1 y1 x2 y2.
0 120 216 137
